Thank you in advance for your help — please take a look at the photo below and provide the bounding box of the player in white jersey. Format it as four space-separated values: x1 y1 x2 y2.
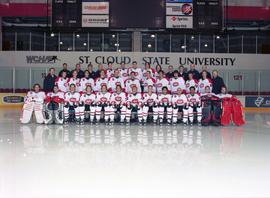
55 71 68 93
198 71 212 94
142 62 156 81
106 62 114 78
110 85 127 123
67 70 81 92
157 86 173 124
170 70 186 94
142 71 156 93
79 70 95 93
21 84 46 124
218 86 233 99
156 70 170 94
63 84 81 123
142 85 158 124
186 86 202 125
95 70 109 92
185 73 198 93
44 85 65 124
108 69 125 92
171 88 188 125
128 61 143 80
125 71 142 93
119 62 129 81
126 86 143 124
95 85 112 124
79 85 96 124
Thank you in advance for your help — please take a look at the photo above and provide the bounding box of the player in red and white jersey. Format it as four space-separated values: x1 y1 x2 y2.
110 85 127 123
67 70 81 92
157 86 172 124
125 71 142 93
55 70 68 93
106 62 114 78
79 70 95 93
142 85 158 124
142 71 156 93
79 85 96 124
170 70 186 94
126 86 143 124
119 62 129 81
218 86 233 99
108 69 125 93
95 70 109 92
171 88 188 125
127 61 143 80
142 62 156 81
186 86 202 125
95 85 112 124
198 71 212 94
185 73 198 93
63 84 81 123
21 84 46 124
155 70 170 94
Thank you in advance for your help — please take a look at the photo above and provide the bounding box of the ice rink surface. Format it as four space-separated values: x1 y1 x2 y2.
0 109 270 198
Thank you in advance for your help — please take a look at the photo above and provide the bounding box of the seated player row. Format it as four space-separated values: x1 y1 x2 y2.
56 68 212 94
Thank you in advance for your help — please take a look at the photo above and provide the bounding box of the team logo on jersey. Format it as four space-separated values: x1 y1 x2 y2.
200 83 204 88
115 97 122 101
162 98 169 103
132 99 139 104
147 99 154 103
86 83 91 86
186 83 190 88
64 83 68 87
157 83 162 88
177 99 184 104
173 82 179 86
70 98 76 102
101 97 107 102
190 98 196 103
85 99 92 104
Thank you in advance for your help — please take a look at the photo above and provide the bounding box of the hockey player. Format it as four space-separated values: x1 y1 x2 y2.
128 61 143 80
156 70 170 94
198 71 212 94
95 70 108 92
108 69 125 92
142 71 156 93
79 85 96 124
142 85 158 124
157 86 172 124
110 85 127 123
55 71 68 93
171 88 188 125
95 85 112 124
185 73 198 93
186 86 202 125
119 62 129 81
21 84 46 124
142 62 156 81
126 86 143 124
170 70 186 94
63 84 81 123
44 85 65 124
67 70 81 92
125 71 142 93
79 70 95 93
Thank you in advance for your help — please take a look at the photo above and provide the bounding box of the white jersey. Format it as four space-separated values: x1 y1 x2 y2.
127 93 143 106
79 77 95 92
119 68 129 80
80 92 96 105
106 69 114 78
128 67 143 79
158 94 172 105
108 76 125 92
143 93 158 106
64 92 80 105
125 78 142 93
186 93 201 105
155 78 170 94
95 77 109 92
185 79 198 93
142 78 156 93
46 91 64 100
198 78 212 94
170 77 186 94
110 92 127 105
67 78 81 91
25 91 46 103
96 92 111 104
172 94 188 106
55 77 68 93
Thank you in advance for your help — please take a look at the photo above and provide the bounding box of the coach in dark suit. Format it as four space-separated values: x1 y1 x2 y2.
212 70 225 94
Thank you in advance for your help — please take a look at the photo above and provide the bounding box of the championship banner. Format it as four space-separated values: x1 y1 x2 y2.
0 93 26 107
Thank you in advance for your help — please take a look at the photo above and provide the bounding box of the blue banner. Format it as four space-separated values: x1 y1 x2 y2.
245 96 270 108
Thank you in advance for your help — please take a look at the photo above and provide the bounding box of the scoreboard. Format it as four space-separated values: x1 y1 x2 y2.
52 0 222 31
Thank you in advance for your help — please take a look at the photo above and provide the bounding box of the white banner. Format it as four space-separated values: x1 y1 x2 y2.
0 51 270 71
166 3 193 16
166 16 193 29
82 15 109 27
82 2 109 15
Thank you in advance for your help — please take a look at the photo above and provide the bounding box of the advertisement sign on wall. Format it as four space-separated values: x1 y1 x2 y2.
0 93 26 107
82 15 109 27
166 16 193 28
166 3 193 16
245 96 270 108
82 2 109 15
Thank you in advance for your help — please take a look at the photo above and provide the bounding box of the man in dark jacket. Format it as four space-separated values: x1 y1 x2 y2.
58 63 71 78
212 70 225 94
43 67 57 93
187 64 200 80
178 65 188 81
71 63 84 78
166 65 174 79
85 63 96 79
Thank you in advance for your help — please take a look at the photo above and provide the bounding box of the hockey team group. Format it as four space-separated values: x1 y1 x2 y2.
20 61 245 126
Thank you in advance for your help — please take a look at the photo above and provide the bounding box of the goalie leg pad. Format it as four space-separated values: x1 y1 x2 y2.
34 103 44 124
20 102 34 124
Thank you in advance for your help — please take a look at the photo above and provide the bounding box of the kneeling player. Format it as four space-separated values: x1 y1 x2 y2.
79 85 96 124
64 84 80 123
126 86 143 124
21 84 46 124
172 88 188 125
142 85 158 124
44 85 64 124
95 85 112 124
186 86 202 125
157 87 173 124
110 85 127 123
